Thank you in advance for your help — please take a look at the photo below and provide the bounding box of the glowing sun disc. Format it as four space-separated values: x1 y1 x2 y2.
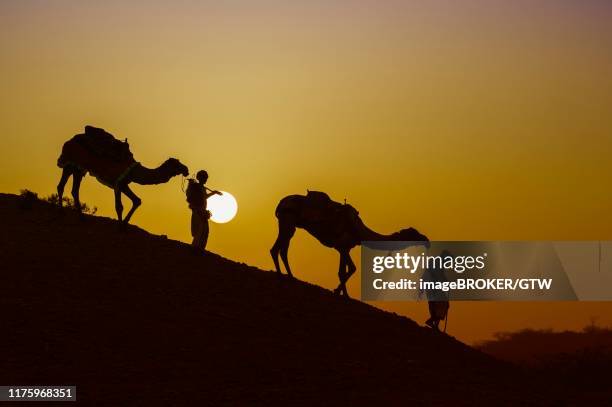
207 191 238 223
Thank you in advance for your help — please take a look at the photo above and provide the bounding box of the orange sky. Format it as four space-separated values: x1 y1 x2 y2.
2 1 612 343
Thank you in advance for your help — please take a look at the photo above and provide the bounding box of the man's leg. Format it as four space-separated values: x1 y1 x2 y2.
432 319 440 331
201 219 210 251
191 209 203 249
426 301 435 328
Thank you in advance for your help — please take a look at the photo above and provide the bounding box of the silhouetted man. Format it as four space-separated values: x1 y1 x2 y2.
186 170 220 253
420 250 450 332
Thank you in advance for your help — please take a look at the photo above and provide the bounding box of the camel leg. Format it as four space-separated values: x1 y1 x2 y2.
270 237 283 275
335 251 356 297
270 216 296 278
344 253 357 293
121 184 141 225
71 172 83 214
279 236 295 279
333 251 347 296
114 188 124 222
57 167 72 209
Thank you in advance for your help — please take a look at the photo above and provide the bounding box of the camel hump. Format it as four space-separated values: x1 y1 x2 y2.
305 190 332 205
276 191 336 215
57 126 137 186
305 190 358 216
300 190 360 225
80 125 133 162
276 192 360 225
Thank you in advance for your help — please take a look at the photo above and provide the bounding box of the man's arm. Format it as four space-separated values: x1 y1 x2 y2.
205 190 222 199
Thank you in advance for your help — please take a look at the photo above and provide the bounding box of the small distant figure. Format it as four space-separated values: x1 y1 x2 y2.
420 250 450 332
186 170 221 253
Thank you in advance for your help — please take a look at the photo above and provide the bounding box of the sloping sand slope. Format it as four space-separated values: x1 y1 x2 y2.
0 193 547 406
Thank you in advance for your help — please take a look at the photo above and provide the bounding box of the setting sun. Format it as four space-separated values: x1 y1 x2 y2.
208 191 238 223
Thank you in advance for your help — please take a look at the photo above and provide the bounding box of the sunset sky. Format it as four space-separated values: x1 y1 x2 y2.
2 0 611 343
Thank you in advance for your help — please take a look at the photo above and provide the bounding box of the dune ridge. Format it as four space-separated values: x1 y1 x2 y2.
1 193 548 405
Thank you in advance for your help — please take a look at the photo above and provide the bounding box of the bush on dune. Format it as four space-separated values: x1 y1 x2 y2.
19 189 97 215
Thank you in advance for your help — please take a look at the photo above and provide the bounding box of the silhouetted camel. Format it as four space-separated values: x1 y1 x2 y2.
56 126 188 224
271 191 430 297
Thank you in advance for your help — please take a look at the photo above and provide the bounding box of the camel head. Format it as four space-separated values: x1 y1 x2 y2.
162 158 189 177
392 227 430 248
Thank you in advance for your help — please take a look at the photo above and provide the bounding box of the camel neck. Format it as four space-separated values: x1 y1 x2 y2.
356 220 392 242
130 163 174 185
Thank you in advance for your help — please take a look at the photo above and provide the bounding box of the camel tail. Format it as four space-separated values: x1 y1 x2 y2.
57 152 67 168
57 138 78 168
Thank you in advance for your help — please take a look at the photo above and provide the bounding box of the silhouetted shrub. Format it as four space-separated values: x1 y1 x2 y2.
45 193 97 215
18 189 97 214
18 189 39 210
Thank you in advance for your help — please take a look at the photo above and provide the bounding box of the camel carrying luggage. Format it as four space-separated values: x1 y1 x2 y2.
81 125 133 163
57 126 137 188
302 190 360 226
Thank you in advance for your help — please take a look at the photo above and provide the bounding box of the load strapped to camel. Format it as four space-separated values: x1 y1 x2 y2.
57 126 138 188
302 190 360 226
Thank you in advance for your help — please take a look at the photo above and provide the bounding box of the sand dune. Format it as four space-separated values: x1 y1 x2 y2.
1 193 552 405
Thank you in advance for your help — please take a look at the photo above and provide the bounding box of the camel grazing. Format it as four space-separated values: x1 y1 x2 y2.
271 191 430 297
56 126 188 224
